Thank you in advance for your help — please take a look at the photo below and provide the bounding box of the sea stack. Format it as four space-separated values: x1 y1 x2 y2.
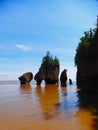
34 51 60 85
60 69 67 86
18 72 33 85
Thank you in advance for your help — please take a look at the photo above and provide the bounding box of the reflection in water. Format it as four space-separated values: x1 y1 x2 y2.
20 84 32 94
19 83 98 130
60 86 68 96
35 84 59 119
77 91 98 130
59 85 79 114
1 81 98 129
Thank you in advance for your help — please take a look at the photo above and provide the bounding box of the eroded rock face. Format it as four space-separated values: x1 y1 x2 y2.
34 68 45 85
45 65 59 84
34 65 59 85
19 72 33 85
60 69 67 86
77 27 98 93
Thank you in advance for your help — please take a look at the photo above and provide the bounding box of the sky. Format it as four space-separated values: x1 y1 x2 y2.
0 0 98 81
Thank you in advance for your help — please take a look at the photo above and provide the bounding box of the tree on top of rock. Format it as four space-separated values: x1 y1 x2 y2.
41 51 59 69
34 51 60 84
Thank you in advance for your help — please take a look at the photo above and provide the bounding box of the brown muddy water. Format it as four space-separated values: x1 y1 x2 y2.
0 80 98 130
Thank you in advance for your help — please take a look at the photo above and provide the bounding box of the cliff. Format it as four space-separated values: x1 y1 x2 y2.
76 29 98 92
76 17 98 93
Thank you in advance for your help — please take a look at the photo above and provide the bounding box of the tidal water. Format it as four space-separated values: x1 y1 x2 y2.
0 80 98 130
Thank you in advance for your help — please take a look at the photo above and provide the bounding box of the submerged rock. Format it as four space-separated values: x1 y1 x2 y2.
18 72 33 85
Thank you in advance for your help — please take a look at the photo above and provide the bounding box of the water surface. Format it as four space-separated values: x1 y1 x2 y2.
0 80 98 130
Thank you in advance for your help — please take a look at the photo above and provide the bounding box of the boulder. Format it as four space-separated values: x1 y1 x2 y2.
60 69 67 86
18 72 33 85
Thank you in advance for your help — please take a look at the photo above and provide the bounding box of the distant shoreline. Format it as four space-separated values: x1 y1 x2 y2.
0 80 76 86
0 80 19 85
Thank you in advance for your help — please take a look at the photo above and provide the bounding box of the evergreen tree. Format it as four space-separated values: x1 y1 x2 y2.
41 51 59 68
75 28 96 66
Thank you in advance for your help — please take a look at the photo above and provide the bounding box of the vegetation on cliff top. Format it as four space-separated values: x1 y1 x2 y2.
75 16 98 67
75 28 96 66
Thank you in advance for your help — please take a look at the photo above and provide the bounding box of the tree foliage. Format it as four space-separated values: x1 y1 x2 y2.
75 28 96 66
41 51 59 69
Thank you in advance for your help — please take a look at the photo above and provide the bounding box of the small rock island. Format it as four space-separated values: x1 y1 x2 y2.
34 51 60 85
18 72 33 85
60 69 67 86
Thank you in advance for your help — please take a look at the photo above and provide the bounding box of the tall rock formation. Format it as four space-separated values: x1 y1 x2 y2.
76 17 98 93
60 69 67 86
34 52 60 85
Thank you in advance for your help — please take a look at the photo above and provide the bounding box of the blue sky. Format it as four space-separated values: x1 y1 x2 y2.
0 0 97 81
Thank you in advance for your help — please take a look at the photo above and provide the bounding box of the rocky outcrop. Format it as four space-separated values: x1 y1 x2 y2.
69 79 73 85
34 63 59 85
60 69 67 86
18 72 33 85
45 65 59 84
76 24 98 93
34 68 45 85
34 52 60 85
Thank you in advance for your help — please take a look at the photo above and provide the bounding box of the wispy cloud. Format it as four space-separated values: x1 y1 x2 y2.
15 44 32 51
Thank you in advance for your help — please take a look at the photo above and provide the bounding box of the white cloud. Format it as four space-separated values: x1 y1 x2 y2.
15 44 32 51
